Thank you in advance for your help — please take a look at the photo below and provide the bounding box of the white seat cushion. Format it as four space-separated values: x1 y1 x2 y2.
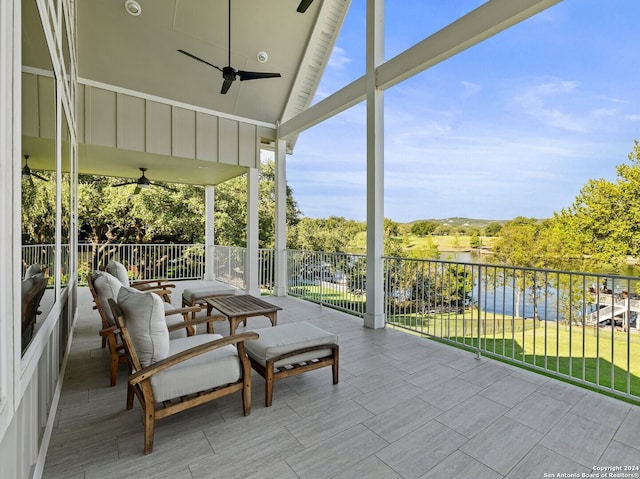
182 285 237 302
244 322 338 368
118 288 169 367
150 334 241 402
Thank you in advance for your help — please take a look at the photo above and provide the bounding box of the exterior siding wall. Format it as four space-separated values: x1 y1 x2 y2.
0 0 78 477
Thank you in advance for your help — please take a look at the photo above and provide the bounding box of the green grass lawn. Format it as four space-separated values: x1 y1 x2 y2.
346 233 497 255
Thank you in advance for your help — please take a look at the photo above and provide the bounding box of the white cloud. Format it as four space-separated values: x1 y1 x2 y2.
460 80 482 98
512 78 617 133
327 46 351 71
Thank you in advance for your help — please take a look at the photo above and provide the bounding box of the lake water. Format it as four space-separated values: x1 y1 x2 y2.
439 251 490 264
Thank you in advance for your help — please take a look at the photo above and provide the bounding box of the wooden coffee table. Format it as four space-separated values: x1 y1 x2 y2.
205 294 282 335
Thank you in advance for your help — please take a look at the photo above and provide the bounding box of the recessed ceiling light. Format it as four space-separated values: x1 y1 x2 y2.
197 165 209 169
257 51 268 63
124 0 142 16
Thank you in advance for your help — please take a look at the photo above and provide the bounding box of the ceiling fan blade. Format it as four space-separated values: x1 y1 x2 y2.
237 70 282 81
133 186 141 195
31 172 49 182
297 0 314 13
113 181 138 187
221 79 233 94
177 49 223 73
151 182 177 192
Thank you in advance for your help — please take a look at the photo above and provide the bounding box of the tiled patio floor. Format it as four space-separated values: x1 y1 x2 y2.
43 282 640 478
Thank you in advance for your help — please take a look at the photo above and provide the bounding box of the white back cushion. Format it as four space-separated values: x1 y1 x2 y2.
117 287 169 367
106 260 130 287
92 271 123 326
25 263 42 279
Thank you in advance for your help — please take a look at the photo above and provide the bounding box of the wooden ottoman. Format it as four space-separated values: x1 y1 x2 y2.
181 284 236 319
245 322 339 407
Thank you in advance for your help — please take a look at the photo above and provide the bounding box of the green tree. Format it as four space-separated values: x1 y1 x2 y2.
22 171 57 244
410 220 438 236
491 217 583 319
407 236 439 260
292 216 364 252
554 140 640 272
484 222 502 236
214 159 301 248
469 231 481 249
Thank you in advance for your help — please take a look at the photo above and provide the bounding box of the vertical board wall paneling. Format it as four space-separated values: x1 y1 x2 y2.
239 122 258 168
171 106 196 159
117 94 145 152
22 74 39 137
145 101 171 155
37 76 55 139
218 118 238 165
76 84 84 144
196 112 218 162
86 87 116 147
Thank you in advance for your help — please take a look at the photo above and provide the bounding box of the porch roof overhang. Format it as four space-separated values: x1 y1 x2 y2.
24 0 350 186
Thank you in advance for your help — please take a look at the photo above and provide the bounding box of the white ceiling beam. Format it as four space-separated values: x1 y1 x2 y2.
278 76 366 140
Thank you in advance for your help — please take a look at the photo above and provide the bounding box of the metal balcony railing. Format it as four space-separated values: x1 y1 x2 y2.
22 243 640 401
383 257 640 401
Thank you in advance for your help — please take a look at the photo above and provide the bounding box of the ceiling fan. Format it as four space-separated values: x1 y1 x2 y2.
177 0 281 94
22 155 49 184
113 168 176 195
296 0 314 13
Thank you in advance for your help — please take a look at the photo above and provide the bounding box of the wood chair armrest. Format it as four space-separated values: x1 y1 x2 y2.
166 314 227 333
99 325 118 337
131 284 172 294
131 279 176 289
129 287 173 301
164 306 202 316
129 331 259 385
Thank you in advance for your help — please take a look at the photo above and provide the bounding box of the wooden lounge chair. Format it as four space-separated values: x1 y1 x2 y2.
108 290 258 454
89 271 213 386
21 275 48 353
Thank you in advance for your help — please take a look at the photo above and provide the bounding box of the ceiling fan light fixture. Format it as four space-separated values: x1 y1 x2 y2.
124 0 142 16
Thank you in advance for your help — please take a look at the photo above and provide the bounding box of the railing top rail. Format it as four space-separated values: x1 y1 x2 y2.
382 255 640 283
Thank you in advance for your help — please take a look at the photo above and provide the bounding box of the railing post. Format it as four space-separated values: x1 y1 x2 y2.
476 264 482 360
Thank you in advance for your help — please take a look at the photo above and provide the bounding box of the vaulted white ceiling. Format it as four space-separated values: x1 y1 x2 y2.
77 0 346 128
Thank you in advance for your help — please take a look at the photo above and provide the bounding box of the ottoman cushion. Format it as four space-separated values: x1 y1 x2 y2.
182 285 237 303
245 322 338 368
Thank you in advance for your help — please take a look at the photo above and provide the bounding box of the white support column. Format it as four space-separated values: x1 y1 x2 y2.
246 167 260 296
0 0 17 438
274 139 288 296
203 185 215 280
363 0 385 329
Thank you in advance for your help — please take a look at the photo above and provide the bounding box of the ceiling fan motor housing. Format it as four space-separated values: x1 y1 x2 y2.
222 66 237 81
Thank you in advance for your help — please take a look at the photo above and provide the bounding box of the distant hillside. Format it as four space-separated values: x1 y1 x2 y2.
404 217 509 228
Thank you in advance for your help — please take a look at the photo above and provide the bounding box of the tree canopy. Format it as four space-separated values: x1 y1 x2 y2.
20 159 302 250
554 140 640 271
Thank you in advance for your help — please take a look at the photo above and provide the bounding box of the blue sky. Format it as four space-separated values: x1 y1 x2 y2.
279 0 640 223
